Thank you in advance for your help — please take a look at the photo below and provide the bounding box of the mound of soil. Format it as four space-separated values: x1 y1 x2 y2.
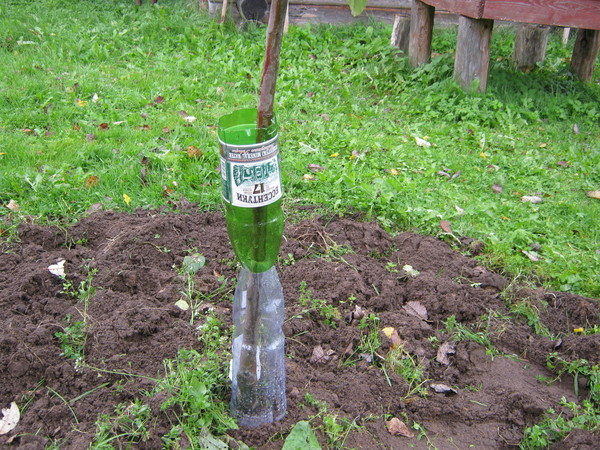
0 208 598 449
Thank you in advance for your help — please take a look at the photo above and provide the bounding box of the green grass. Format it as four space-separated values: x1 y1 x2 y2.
1 1 599 298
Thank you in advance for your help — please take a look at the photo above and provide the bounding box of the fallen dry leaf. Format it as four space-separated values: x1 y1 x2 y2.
0 402 20 435
403 301 428 321
99 122 109 130
386 417 414 438
48 260 66 278
178 110 196 123
521 195 543 204
586 190 600 200
72 123 81 131
84 175 99 188
302 174 315 181
137 124 151 131
162 186 175 197
492 184 503 194
309 345 335 364
346 305 366 324
436 170 450 177
402 265 420 278
91 93 99 103
84 203 103 215
85 133 96 141
75 99 87 107
415 137 431 147
6 200 19 212
522 250 541 262
439 220 453 234
557 161 570 167
307 164 325 172
382 327 404 349
306 91 315 97
455 205 465 215
123 193 132 205
436 342 456 365
174 299 189 311
162 127 172 133
320 113 331 121
389 168 399 176
186 146 203 158
153 95 165 104
573 124 579 134
430 383 458 395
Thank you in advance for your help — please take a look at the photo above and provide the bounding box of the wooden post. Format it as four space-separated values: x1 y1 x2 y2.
513 24 550 72
562 27 571 46
220 0 228 22
408 0 434 67
453 16 494 92
391 15 411 52
571 29 600 81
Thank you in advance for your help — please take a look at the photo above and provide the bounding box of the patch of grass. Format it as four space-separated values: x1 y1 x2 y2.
92 399 151 448
509 300 554 338
443 314 502 357
520 398 599 449
386 348 428 398
93 399 151 448
343 313 382 366
297 281 341 328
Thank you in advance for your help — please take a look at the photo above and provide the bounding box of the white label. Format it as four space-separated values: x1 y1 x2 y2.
220 136 282 208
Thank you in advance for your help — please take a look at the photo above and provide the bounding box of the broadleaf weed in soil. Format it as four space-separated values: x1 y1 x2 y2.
1 0 598 297
156 313 236 445
298 281 341 328
520 398 599 449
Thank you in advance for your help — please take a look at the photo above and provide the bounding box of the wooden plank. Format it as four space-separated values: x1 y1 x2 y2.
453 15 494 91
290 0 412 7
513 24 550 72
420 0 600 29
409 0 436 67
571 28 600 81
419 0 481 17
483 0 600 30
391 15 411 52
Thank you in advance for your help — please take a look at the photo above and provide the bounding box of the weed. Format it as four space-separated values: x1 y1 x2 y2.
444 315 501 357
386 348 429 398
297 281 341 328
281 252 296 266
55 315 86 366
177 253 232 324
510 301 554 338
92 399 151 448
303 393 361 449
520 398 599 449
156 314 235 446
546 353 599 403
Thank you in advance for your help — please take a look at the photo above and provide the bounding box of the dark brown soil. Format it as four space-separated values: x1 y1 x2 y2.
0 208 598 449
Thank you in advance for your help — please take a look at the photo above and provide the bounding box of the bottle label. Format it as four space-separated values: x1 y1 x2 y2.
220 135 282 208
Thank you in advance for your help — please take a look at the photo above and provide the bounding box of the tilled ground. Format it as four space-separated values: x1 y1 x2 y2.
0 207 598 449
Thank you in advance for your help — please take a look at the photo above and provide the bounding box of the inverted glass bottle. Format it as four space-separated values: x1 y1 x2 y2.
218 108 283 273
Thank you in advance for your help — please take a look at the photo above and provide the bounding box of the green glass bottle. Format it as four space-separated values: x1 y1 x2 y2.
218 108 284 273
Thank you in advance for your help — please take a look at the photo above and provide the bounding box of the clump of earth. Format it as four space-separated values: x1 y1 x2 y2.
0 206 598 448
